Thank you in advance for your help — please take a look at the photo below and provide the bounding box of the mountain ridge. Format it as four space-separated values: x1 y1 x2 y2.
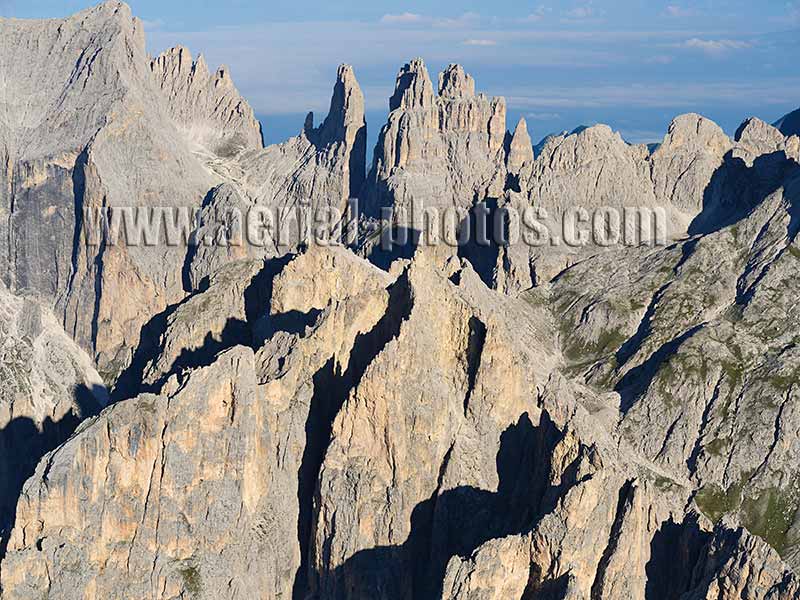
1 3 800 599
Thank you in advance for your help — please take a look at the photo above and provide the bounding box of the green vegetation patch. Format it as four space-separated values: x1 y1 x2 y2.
766 368 800 392
696 478 800 558
562 326 627 365
695 481 743 524
179 561 202 597
704 437 731 457
741 486 800 555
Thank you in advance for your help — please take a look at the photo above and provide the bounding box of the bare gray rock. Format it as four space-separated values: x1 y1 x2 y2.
506 117 534 179
150 45 263 157
0 2 220 377
183 64 367 287
363 59 507 222
0 282 106 540
1 346 273 600
2 3 800 600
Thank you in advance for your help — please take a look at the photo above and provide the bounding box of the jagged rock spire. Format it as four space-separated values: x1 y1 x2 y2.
150 45 263 156
316 64 367 201
318 64 366 147
438 63 476 98
507 117 534 173
389 58 435 112
366 58 509 217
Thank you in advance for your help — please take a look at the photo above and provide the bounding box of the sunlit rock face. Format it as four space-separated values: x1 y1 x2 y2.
2 3 800 600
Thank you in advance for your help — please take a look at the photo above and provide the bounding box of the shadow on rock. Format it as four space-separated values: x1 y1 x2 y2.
0 383 104 559
112 255 291 402
645 513 711 600
689 150 800 236
305 411 569 600
366 226 421 272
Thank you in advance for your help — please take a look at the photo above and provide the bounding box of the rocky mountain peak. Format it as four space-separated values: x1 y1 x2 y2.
438 63 476 98
389 57 436 112
507 117 534 173
734 117 786 154
316 64 365 144
311 63 368 201
659 112 731 151
78 0 137 28
4 4 800 600
150 45 262 157
365 59 508 216
0 0 147 160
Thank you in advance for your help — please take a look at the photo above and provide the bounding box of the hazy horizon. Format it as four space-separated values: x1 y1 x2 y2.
4 0 799 148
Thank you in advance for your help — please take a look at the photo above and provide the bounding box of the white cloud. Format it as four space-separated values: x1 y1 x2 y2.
521 6 549 23
463 39 497 46
141 18 165 31
379 12 481 29
380 12 423 25
526 112 562 120
145 19 783 118
789 2 800 23
664 5 695 17
559 3 605 23
505 80 800 111
681 38 752 55
565 5 595 19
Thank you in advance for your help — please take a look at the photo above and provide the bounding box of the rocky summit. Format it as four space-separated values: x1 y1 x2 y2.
1 2 800 599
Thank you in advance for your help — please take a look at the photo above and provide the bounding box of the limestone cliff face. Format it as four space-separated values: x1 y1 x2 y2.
487 110 800 290
3 3 800 600
236 62 366 217
0 2 218 378
183 64 368 288
649 113 733 216
364 60 507 219
361 70 798 291
0 2 367 380
150 46 264 157
506 117 534 179
2 347 271 599
5 244 800 600
0 283 106 539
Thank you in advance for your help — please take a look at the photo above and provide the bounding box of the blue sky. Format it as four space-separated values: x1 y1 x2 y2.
3 1 800 148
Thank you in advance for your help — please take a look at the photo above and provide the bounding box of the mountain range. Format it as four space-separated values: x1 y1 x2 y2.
2 3 800 599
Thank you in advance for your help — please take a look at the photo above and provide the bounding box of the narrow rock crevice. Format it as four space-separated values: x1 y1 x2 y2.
463 316 487 416
615 323 705 414
749 386 792 482
89 220 106 361
590 479 635 600
293 271 414 599
66 147 89 297
687 374 725 475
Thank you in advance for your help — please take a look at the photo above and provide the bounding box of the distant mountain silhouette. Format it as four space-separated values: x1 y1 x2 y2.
774 107 800 136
